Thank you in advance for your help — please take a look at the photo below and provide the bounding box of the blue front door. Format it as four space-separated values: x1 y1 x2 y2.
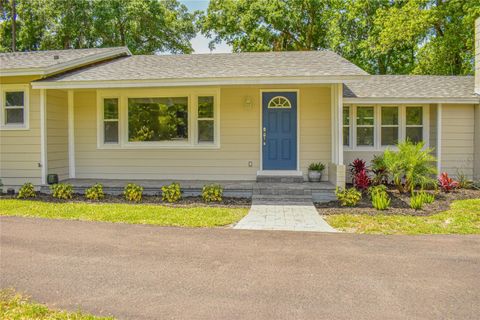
262 92 297 170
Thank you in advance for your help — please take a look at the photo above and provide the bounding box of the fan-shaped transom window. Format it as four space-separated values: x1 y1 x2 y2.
268 96 291 109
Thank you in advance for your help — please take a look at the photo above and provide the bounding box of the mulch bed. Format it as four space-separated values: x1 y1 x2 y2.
0 193 251 208
315 188 480 216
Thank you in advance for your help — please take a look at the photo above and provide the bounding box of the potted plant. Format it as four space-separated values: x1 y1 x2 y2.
308 162 325 182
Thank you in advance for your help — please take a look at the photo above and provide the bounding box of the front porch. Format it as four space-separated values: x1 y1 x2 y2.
40 178 337 203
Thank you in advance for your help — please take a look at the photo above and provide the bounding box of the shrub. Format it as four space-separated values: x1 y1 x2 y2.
161 182 182 203
353 169 371 191
410 193 425 210
438 172 459 193
17 182 36 199
419 191 435 204
371 191 390 210
349 159 367 178
371 154 389 185
308 162 325 172
383 141 437 193
202 184 223 202
335 187 362 207
124 183 143 202
50 183 73 200
85 183 105 200
456 170 473 189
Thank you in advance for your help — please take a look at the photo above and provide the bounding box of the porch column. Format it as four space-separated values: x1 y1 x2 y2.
40 89 47 184
68 90 76 178
436 103 443 175
329 84 346 188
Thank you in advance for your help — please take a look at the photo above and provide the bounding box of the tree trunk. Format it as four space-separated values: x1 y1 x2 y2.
11 0 16 51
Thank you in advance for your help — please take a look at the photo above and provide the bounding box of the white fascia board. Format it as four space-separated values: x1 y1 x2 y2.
0 47 130 77
31 75 368 89
343 97 480 104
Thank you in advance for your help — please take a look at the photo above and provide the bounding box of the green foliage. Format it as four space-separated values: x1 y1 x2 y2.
335 187 362 207
124 183 143 202
369 185 390 210
308 162 325 172
50 183 73 200
0 0 197 54
85 183 105 201
161 182 182 203
0 178 3 194
17 183 36 199
456 170 473 189
371 154 389 185
410 193 425 210
418 191 435 204
202 184 223 203
383 141 437 193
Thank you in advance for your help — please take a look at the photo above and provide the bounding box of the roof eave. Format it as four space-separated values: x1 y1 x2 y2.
31 75 369 89
0 47 131 78
343 97 480 104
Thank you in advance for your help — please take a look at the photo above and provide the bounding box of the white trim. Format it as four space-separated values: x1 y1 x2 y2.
437 103 442 174
31 75 368 90
40 89 47 185
344 97 479 104
337 83 344 165
0 47 131 77
259 89 300 171
0 84 30 130
96 88 220 149
67 90 76 178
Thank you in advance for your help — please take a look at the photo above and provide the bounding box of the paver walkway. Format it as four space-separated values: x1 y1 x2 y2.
234 202 337 232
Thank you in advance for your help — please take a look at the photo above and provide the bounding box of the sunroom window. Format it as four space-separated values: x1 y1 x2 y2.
197 96 214 143
356 106 374 146
381 107 399 146
406 106 423 143
4 91 25 125
128 97 188 142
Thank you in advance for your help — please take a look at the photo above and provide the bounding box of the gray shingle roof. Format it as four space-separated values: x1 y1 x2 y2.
0 47 129 73
344 75 477 99
37 50 368 82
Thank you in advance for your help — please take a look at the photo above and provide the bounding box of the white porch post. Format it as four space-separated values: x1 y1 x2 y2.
330 84 343 165
40 89 47 184
68 90 76 178
436 103 442 175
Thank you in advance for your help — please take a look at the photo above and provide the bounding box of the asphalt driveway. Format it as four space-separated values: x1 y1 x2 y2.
1 216 479 319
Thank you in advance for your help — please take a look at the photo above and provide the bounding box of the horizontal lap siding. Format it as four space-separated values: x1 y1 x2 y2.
74 86 332 181
47 90 69 180
299 87 331 180
74 88 261 180
0 81 41 187
441 104 475 178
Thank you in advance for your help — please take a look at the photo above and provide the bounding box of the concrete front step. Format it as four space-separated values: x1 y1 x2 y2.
252 194 313 204
256 175 304 183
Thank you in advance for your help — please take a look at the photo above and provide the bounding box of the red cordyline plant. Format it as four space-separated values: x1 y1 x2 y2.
350 159 367 176
438 172 459 193
354 169 371 191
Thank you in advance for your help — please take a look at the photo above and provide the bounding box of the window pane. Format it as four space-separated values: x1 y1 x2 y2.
406 107 422 125
406 127 423 143
5 108 24 124
104 121 118 143
128 97 188 142
381 127 399 146
357 107 374 126
6 91 24 106
343 107 350 125
343 127 350 146
357 127 374 146
104 98 118 120
198 96 214 118
198 120 214 143
381 107 398 125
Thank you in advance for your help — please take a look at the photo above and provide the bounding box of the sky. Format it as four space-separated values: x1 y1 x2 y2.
180 0 232 54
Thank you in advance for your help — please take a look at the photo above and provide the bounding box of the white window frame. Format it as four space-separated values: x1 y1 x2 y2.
405 106 425 143
0 84 30 130
347 104 429 151
343 105 352 149
354 105 376 149
196 96 216 145
100 97 120 146
96 88 220 149
380 105 400 147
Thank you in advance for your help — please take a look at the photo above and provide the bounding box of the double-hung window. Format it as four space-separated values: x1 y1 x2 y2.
197 96 214 143
343 106 350 147
1 86 28 129
356 106 375 146
381 106 399 146
405 106 423 143
103 98 119 144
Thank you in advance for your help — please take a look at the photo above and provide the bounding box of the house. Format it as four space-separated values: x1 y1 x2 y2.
1 18 479 200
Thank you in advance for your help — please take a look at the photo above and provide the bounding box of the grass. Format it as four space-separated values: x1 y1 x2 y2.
0 200 248 227
0 289 114 319
326 199 480 235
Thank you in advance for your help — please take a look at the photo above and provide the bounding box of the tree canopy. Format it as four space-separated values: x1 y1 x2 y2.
200 0 480 75
0 0 197 54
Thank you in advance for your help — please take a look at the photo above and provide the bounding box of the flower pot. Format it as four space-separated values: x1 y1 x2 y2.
308 170 322 182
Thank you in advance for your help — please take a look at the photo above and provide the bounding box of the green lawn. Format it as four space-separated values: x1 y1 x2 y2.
0 200 248 227
326 199 480 235
0 290 113 319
